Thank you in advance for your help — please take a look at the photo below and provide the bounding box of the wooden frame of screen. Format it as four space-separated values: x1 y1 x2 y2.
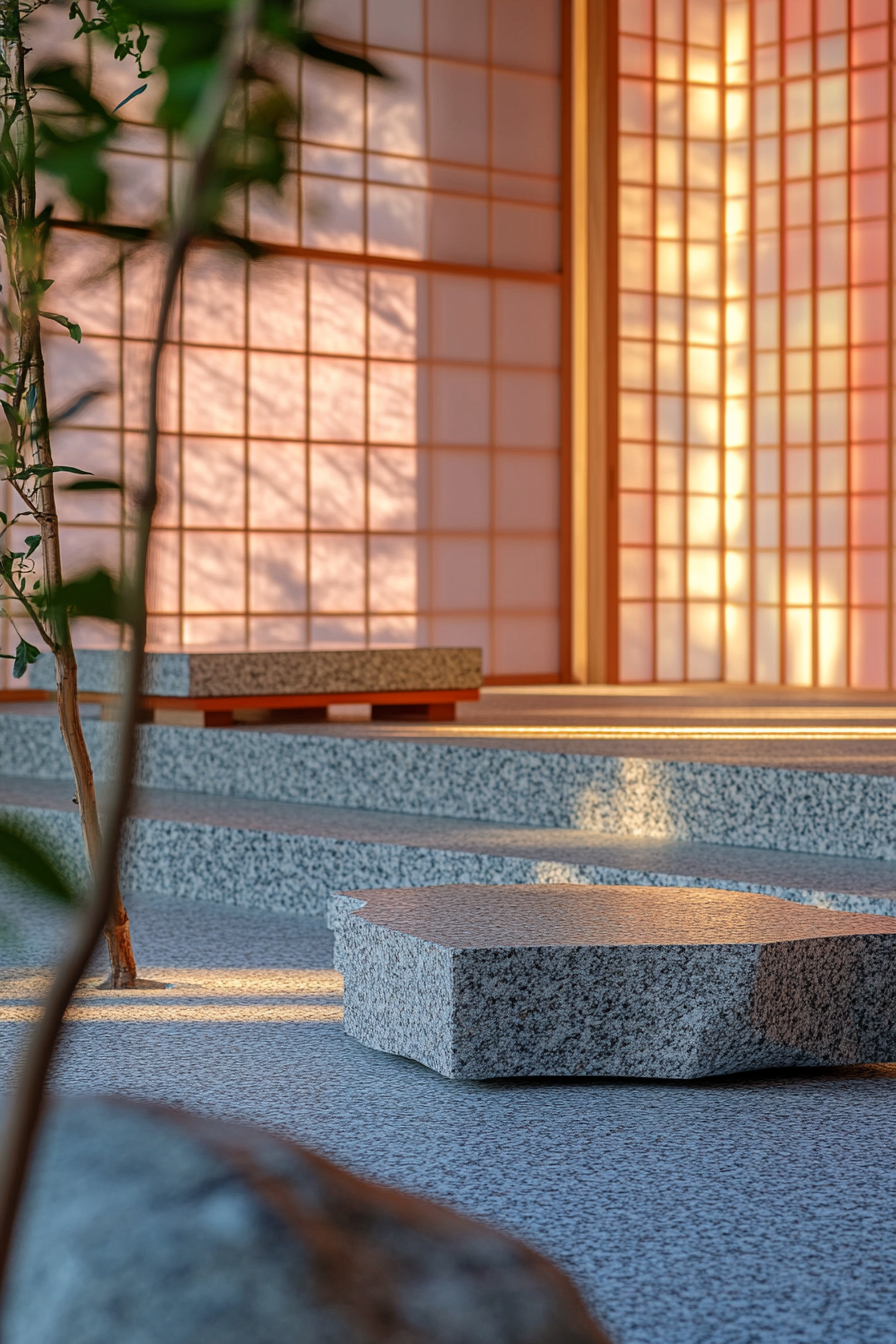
569 0 617 684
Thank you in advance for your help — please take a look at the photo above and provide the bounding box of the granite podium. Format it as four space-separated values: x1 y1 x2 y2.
330 883 896 1080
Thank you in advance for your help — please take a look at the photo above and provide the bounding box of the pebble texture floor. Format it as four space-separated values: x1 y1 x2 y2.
1 885 894 1344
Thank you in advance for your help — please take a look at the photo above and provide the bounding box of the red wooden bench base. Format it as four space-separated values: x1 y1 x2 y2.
2 686 477 726
135 687 475 726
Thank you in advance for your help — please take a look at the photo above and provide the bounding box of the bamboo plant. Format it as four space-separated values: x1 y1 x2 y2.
0 0 141 985
0 0 378 1308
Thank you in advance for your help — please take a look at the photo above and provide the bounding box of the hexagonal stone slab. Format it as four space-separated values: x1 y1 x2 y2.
331 884 896 1080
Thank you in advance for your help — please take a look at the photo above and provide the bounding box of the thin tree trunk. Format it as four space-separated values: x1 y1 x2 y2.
55 644 137 988
8 26 138 986
0 0 257 1310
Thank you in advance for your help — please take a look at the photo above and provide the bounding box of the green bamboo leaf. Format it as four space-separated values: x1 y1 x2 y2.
32 63 118 220
40 312 82 343
12 638 40 679
14 464 93 480
46 568 123 624
1 401 21 433
0 820 78 905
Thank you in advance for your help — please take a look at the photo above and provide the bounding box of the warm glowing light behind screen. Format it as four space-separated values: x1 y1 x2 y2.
617 0 895 687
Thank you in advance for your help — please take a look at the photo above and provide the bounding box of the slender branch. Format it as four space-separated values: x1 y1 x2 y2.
6 613 46 655
7 479 40 517
10 334 34 410
0 584 50 638
0 0 261 1307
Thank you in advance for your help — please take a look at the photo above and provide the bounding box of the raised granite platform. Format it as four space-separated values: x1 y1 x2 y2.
29 648 481 698
332 883 896 1080
11 711 896 859
8 772 896 918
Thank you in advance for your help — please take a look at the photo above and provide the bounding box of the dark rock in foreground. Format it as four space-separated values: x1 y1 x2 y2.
4 1095 608 1344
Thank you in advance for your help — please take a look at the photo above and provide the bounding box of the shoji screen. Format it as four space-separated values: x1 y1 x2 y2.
615 0 896 687
1 0 563 684
617 0 729 681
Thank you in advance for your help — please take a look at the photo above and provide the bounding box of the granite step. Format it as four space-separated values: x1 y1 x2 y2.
2 775 896 918
3 711 896 862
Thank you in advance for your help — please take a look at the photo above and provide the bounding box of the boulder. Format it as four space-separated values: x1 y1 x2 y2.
3 1095 609 1344
334 883 896 1079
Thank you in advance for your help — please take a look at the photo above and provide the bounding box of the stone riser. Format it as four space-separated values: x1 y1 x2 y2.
3 803 894 919
2 713 896 859
342 936 896 1082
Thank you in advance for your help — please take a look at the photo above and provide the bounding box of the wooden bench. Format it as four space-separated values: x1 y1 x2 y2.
330 883 896 1080
27 647 481 726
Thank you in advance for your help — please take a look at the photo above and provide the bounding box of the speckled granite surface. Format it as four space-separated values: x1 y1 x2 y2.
2 891 895 1344
29 651 191 697
6 776 896 918
9 712 896 862
28 648 481 697
334 884 896 1080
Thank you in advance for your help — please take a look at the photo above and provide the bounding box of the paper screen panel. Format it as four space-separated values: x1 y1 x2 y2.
615 0 896 687
2 1 563 684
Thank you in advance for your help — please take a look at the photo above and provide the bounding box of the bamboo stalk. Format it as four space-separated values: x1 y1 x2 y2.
0 0 260 1306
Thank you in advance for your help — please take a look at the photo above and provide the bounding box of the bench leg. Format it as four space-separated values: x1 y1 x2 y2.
267 706 328 723
425 702 456 721
204 709 234 728
371 702 456 722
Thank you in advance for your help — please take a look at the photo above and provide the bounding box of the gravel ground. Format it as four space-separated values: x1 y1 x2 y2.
1 885 894 1344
